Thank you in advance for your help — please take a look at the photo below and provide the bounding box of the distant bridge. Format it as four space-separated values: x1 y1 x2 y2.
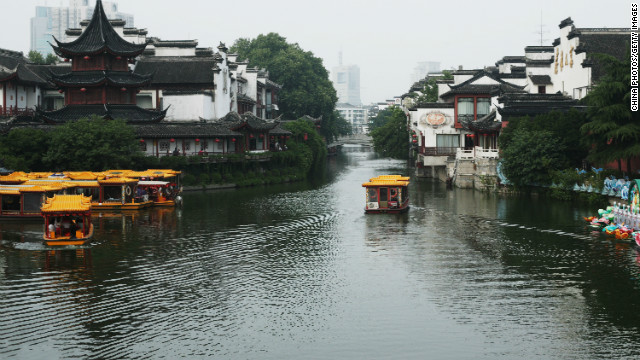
336 134 373 146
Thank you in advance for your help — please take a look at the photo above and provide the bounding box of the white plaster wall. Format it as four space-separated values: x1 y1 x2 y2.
453 73 474 84
25 86 41 108
154 47 196 57
410 107 457 148
164 93 213 121
214 50 232 119
473 76 500 85
550 27 591 99
437 83 451 101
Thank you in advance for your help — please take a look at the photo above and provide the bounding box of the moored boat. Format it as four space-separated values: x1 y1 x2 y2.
362 175 410 213
41 194 94 246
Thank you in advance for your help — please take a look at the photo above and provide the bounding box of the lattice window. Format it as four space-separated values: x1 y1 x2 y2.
159 141 170 151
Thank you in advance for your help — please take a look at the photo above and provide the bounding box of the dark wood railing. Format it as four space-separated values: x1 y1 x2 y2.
421 147 458 156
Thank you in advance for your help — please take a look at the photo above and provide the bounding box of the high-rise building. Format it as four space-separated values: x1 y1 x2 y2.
30 0 133 56
332 54 361 106
410 61 441 83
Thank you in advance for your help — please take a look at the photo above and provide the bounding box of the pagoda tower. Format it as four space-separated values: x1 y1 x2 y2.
39 0 166 124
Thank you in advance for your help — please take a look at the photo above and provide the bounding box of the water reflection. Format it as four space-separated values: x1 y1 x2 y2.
2 148 640 358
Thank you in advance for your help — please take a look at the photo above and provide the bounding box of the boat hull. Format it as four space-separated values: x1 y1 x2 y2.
43 224 94 246
365 206 410 214
91 201 154 210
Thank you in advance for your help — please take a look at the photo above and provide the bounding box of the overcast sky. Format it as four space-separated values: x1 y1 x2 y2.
1 0 632 104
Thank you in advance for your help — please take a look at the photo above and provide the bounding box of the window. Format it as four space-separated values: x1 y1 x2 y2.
538 85 546 94
139 142 147 151
476 98 490 118
457 97 474 122
159 141 170 151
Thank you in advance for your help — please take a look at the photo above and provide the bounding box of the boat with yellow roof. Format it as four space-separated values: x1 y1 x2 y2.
41 194 94 246
362 175 410 213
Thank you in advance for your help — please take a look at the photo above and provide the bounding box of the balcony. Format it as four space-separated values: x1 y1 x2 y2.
421 147 458 156
456 146 499 160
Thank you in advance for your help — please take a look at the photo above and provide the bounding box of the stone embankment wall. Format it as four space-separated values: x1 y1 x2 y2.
445 158 500 190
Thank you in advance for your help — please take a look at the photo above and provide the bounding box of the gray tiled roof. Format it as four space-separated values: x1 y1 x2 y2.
51 0 147 57
38 104 166 124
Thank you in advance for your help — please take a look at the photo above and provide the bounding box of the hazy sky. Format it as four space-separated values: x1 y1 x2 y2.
1 0 632 104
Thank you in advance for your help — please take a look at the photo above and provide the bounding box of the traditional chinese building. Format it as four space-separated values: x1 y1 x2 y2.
38 0 166 124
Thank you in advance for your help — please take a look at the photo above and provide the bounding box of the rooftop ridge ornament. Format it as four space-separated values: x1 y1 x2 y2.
49 0 147 57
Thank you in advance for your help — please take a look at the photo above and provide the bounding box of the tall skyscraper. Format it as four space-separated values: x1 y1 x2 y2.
331 52 361 106
410 61 441 83
30 0 133 55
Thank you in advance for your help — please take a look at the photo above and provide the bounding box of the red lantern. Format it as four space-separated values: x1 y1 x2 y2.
116 56 122 60
280 136 284 139
215 138 220 143
139 139 145 143
83 56 90 60
286 136 290 139
80 88 86 92
121 87 127 92
170 138 175 143
232 138 236 142
64 58 69 62
316 125 321 129
271 136 274 140
250 134 254 138
259 134 264 138
412 134 417 138
195 138 200 142
58 89 64 93
304 133 308 141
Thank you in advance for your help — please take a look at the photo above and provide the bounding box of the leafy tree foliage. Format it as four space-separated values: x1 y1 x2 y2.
414 70 453 104
282 119 327 176
230 33 344 139
580 49 635 171
27 50 57 65
370 107 409 159
499 109 589 170
43 116 142 171
369 107 397 132
320 110 352 143
0 128 50 171
500 128 567 186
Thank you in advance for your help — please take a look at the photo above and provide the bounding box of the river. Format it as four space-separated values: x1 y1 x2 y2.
2 146 640 359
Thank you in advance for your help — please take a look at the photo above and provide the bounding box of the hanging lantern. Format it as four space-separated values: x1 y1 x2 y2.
195 138 200 142
304 133 308 141
80 87 86 92
215 138 220 143
121 87 127 92
83 56 90 60
170 138 175 143
259 134 264 138
232 138 236 142
412 139 418 143
250 134 254 138
139 139 145 143
58 89 64 93
286 136 290 139
271 136 274 140
316 125 321 129
412 134 417 138
116 56 122 60
64 58 69 62
280 136 284 139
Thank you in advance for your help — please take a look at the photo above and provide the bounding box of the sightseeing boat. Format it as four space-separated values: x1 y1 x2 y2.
41 194 94 246
0 183 67 219
362 175 410 213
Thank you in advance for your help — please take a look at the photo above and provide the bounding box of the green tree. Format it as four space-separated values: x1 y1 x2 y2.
370 107 409 159
0 127 50 171
28 50 57 65
500 127 567 187
580 49 635 171
499 109 589 169
230 33 338 122
28 50 45 64
43 116 141 171
415 70 453 104
282 119 327 177
44 53 58 64
320 110 351 143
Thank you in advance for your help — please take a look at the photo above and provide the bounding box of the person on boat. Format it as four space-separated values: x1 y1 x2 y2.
54 217 61 235
48 222 56 239
62 217 72 236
